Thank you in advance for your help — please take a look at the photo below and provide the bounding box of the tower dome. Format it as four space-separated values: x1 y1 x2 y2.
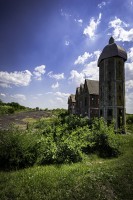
98 37 127 66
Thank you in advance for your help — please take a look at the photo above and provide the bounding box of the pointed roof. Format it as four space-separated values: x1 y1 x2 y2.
76 87 80 94
69 94 76 102
98 37 127 66
85 79 99 95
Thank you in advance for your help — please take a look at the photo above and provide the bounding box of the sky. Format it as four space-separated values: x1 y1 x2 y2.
0 0 133 113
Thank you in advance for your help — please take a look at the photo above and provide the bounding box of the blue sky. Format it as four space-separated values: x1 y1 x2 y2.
0 0 133 113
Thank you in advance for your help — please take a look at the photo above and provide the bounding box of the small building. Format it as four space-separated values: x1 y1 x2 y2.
68 79 99 119
68 94 76 114
98 37 127 132
84 79 99 118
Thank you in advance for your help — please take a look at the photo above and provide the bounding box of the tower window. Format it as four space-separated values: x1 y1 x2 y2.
85 97 87 106
100 109 103 116
108 109 113 117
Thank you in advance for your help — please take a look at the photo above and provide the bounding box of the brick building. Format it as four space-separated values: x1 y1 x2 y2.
68 94 76 114
68 37 127 131
68 79 99 118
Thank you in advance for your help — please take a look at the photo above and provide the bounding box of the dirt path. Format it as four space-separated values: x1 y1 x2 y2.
0 110 52 130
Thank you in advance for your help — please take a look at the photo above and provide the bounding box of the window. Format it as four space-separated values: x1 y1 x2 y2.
100 109 103 116
85 97 87 106
108 109 113 117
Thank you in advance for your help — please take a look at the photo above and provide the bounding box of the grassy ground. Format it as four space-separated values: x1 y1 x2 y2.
0 130 133 200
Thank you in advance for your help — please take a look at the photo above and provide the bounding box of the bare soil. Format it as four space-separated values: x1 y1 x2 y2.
0 110 52 130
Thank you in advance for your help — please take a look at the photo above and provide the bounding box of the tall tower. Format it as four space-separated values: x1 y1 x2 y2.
98 37 127 132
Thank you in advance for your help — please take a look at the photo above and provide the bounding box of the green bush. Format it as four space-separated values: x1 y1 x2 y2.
0 105 15 115
91 118 121 157
61 114 89 130
0 115 122 170
126 114 133 124
0 128 39 170
36 135 57 165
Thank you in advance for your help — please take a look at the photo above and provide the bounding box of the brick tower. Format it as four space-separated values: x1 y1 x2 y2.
98 37 127 132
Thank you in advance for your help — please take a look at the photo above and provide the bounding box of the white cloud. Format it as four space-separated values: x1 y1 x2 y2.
46 91 70 109
65 40 70 46
74 52 92 65
78 19 83 24
98 1 106 8
69 70 85 85
33 65 46 80
125 47 133 84
74 18 83 25
83 13 102 39
93 50 101 60
83 60 99 80
126 80 133 91
128 47 133 62
56 97 64 103
51 82 59 89
0 93 6 97
55 92 70 98
47 71 65 80
69 50 100 85
0 70 32 88
126 92 133 114
109 17 133 42
11 94 26 101
0 83 11 88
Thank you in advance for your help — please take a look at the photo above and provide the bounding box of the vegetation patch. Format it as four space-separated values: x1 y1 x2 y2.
0 111 133 199
0 112 122 170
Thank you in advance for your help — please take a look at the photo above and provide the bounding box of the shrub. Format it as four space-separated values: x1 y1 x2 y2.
0 128 39 170
62 114 89 130
126 114 133 124
0 115 122 170
91 118 121 157
36 136 57 165
0 105 15 115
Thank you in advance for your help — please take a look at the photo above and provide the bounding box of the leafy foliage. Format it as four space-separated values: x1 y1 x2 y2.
91 118 121 157
0 99 27 115
0 112 122 170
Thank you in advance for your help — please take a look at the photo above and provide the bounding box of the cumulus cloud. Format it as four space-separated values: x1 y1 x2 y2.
33 65 46 80
109 17 133 42
74 52 92 65
11 94 26 101
47 71 65 80
69 70 85 85
0 70 32 88
69 50 100 85
83 13 102 39
0 93 6 97
51 82 59 89
93 50 101 60
83 60 99 80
